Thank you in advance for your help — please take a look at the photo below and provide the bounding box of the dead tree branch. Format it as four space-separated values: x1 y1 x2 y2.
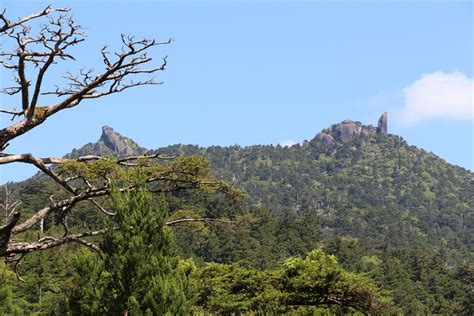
0 6 170 151
5 217 233 257
0 6 69 33
7 229 106 255
1 185 22 225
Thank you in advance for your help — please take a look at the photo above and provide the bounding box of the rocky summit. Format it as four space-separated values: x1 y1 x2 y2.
66 126 145 158
99 126 136 156
313 113 390 147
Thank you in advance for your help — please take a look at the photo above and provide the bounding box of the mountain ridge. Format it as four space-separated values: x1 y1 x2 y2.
60 114 473 258
7 115 474 260
66 125 147 159
67 114 469 174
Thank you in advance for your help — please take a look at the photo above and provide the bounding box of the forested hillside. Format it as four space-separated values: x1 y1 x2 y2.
2 117 473 314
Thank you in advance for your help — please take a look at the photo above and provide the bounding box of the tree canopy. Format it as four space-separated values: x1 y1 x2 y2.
69 180 195 315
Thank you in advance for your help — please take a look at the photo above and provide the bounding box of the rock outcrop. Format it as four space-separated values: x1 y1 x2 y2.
332 120 362 143
99 125 136 156
376 112 388 135
315 132 335 147
311 113 389 147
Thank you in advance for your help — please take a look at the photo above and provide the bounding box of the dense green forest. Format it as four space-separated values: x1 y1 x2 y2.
1 119 473 314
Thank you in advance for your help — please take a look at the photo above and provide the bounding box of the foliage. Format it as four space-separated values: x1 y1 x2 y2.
195 249 393 314
0 261 25 315
69 180 195 315
3 121 473 314
324 238 474 314
280 249 392 314
182 132 473 262
195 262 282 314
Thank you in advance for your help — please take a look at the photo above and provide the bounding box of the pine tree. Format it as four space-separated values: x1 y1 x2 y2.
0 261 25 315
69 179 194 315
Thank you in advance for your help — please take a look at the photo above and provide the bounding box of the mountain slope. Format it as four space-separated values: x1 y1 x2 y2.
9 115 473 259
152 117 473 260
4 114 473 314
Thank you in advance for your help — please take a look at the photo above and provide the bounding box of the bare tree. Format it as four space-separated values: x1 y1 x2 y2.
0 6 235 260
1 185 22 225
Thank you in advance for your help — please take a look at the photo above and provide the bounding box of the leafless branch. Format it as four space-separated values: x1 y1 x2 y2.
89 198 116 216
11 189 109 235
1 185 22 225
0 6 69 33
0 6 170 151
0 108 22 115
5 216 232 256
8 179 218 236
6 229 106 255
0 86 22 95
0 153 76 194
13 253 27 282
0 152 175 166
0 212 21 255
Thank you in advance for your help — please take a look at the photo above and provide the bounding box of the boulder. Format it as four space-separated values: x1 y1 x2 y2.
315 132 335 147
333 120 361 143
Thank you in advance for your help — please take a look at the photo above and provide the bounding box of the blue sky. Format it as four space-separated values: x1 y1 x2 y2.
1 0 472 183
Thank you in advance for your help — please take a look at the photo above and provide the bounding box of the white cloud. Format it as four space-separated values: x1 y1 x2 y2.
397 71 473 124
278 140 298 147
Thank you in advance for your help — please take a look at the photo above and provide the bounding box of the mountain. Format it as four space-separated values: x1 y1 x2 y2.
15 114 474 259
4 114 474 314
152 114 473 259
66 125 147 158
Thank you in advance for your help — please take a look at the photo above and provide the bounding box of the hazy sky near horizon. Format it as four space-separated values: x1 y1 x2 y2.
1 0 473 183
